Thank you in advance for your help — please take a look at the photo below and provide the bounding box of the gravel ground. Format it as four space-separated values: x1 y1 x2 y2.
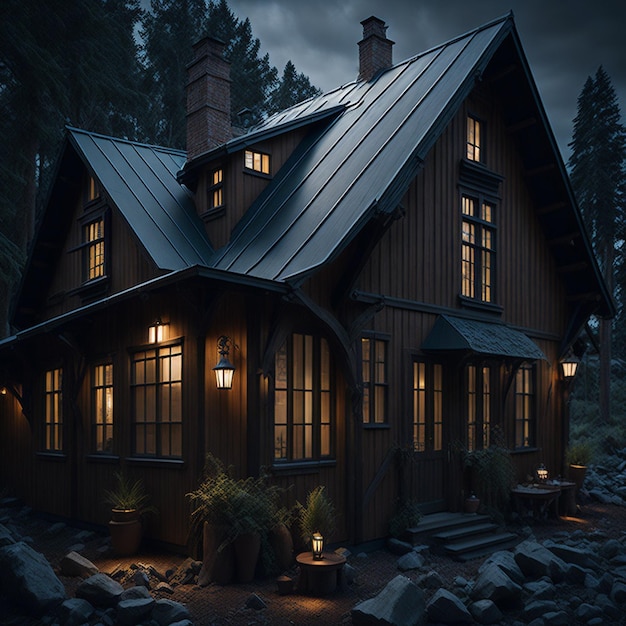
1 499 626 625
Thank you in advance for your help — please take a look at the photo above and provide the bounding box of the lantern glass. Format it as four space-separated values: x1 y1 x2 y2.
537 464 548 482
148 320 169 344
312 532 324 559
561 358 579 379
213 358 235 390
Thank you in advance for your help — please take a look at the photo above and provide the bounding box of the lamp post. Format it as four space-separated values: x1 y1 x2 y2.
213 335 236 390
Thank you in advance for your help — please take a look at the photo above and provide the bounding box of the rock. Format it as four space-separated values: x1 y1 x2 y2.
426 588 472 623
57 598 94 626
469 598 503 624
75 573 124 608
155 581 175 594
575 602 603 621
470 561 522 609
152 598 192 626
120 585 152 601
0 523 16 547
397 551 424 571
116 597 156 626
169 621 194 626
514 540 567 581
522 599 559 621
543 610 569 625
43 521 66 535
169 557 200 586
601 539 623 559
563 562 588 585
352 574 426 626
418 570 444 589
132 568 151 588
60 550 99 577
524 579 556 600
611 580 626 604
0 541 66 614
545 542 598 569
387 537 413 555
479 550 525 585
245 592 267 610
343 562 357 585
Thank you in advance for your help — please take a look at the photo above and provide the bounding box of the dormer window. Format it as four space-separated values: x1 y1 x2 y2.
84 219 105 281
466 115 482 162
244 150 270 175
209 168 223 209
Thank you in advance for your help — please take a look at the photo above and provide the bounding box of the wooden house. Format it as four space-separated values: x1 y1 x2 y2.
0 13 613 549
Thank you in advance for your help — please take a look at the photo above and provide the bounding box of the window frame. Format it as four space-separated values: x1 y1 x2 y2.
208 167 224 210
412 360 443 453
361 334 389 426
273 333 334 465
43 368 63 452
465 363 492 452
82 217 106 282
466 114 484 163
130 339 183 459
514 363 536 449
244 149 271 176
92 362 114 454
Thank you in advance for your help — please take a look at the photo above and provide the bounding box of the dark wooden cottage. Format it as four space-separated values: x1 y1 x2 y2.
0 13 613 549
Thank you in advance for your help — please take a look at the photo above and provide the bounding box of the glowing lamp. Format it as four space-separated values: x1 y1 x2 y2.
312 532 324 560
536 463 548 482
213 335 236 390
148 318 169 344
561 356 580 380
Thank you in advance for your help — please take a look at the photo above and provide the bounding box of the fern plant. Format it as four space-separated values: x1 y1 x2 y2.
297 486 336 547
104 471 156 515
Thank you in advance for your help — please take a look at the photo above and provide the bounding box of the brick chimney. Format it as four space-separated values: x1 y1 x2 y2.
358 16 394 82
186 37 232 161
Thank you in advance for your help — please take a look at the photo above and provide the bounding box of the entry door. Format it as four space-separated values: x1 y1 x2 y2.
409 361 447 511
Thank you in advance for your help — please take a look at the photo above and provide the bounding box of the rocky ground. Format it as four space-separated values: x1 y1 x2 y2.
1 487 626 625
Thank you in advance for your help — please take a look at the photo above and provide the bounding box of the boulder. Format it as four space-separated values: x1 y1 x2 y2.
152 598 192 626
470 561 522 609
397 551 424 571
514 540 566 581
0 541 66 614
426 588 472 623
522 599 559 621
0 523 15 547
479 550 525 585
469 599 503 624
120 585 152 601
57 598 94 626
545 542 599 569
60 550 99 578
352 575 426 626
75 573 124 608
116 597 156 626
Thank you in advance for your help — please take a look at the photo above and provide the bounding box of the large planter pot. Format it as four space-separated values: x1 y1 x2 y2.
568 464 588 493
464 495 480 514
233 531 261 583
269 523 294 572
109 509 142 556
198 523 235 586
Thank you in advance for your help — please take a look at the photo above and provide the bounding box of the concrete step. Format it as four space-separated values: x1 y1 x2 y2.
432 521 499 542
445 531 521 562
406 512 491 544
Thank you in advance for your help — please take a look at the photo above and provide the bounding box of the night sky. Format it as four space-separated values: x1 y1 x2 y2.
224 0 626 164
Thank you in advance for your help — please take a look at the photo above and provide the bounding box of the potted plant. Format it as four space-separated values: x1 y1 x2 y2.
388 498 422 539
187 454 276 584
296 486 336 554
104 471 156 556
566 441 594 493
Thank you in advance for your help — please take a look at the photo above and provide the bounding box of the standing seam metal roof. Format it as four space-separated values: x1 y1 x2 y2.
68 127 214 270
211 15 512 282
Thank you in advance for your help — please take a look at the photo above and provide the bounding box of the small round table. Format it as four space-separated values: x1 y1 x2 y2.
296 551 346 595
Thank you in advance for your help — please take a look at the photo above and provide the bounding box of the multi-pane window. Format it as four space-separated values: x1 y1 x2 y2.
461 195 495 303
44 368 63 451
244 150 270 174
131 343 182 458
84 219 105 281
412 362 443 452
274 334 332 461
209 168 223 209
362 337 387 424
515 364 535 448
466 115 482 162
93 363 113 453
466 365 491 452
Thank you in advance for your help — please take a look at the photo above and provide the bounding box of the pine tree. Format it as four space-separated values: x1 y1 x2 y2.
268 61 322 114
568 66 626 422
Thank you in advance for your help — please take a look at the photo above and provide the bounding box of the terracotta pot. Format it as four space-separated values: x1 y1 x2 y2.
109 509 142 556
198 523 235 586
269 523 294 572
568 464 588 493
233 531 261 583
464 496 480 514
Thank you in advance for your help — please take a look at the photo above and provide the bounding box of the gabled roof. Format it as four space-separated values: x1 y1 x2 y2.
68 127 214 269
211 15 514 282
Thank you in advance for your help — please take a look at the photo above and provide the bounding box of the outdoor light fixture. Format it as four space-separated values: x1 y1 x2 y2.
561 355 580 380
0 387 6 396
536 463 548 482
312 532 324 560
148 318 169 344
213 335 236 390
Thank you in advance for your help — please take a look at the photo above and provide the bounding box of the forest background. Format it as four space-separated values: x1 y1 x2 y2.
0 0 624 459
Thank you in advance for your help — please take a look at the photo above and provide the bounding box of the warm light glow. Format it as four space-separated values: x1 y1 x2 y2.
0 387 6 396
148 319 169 344
312 532 324 560
213 336 236 390
536 464 548 482
561 357 579 379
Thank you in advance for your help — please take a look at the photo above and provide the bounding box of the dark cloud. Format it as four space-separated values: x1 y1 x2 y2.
227 0 626 162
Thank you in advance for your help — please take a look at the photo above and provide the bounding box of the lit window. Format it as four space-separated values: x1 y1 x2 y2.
209 168 223 209
466 365 491 452
274 334 332 461
466 115 482 162
87 176 99 202
412 362 443 452
362 337 387 424
93 363 113 453
244 150 270 174
84 219 105 281
514 364 535 448
131 343 182 458
44 368 63 451
461 195 495 303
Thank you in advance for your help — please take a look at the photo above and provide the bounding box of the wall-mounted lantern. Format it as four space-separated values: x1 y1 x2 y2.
148 318 169 344
0 387 6 396
311 532 324 560
560 355 580 380
536 463 548 482
213 335 236 390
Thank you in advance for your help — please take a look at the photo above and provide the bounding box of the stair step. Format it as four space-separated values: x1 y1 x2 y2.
444 531 520 556
452 534 522 562
408 512 490 534
432 522 499 542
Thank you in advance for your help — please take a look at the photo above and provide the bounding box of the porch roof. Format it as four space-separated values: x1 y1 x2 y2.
421 315 547 361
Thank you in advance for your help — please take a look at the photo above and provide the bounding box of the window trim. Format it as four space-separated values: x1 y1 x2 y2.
361 333 389 427
244 149 271 176
514 363 536 450
412 360 443 453
466 114 484 163
43 367 63 452
465 363 492 452
92 362 114 454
